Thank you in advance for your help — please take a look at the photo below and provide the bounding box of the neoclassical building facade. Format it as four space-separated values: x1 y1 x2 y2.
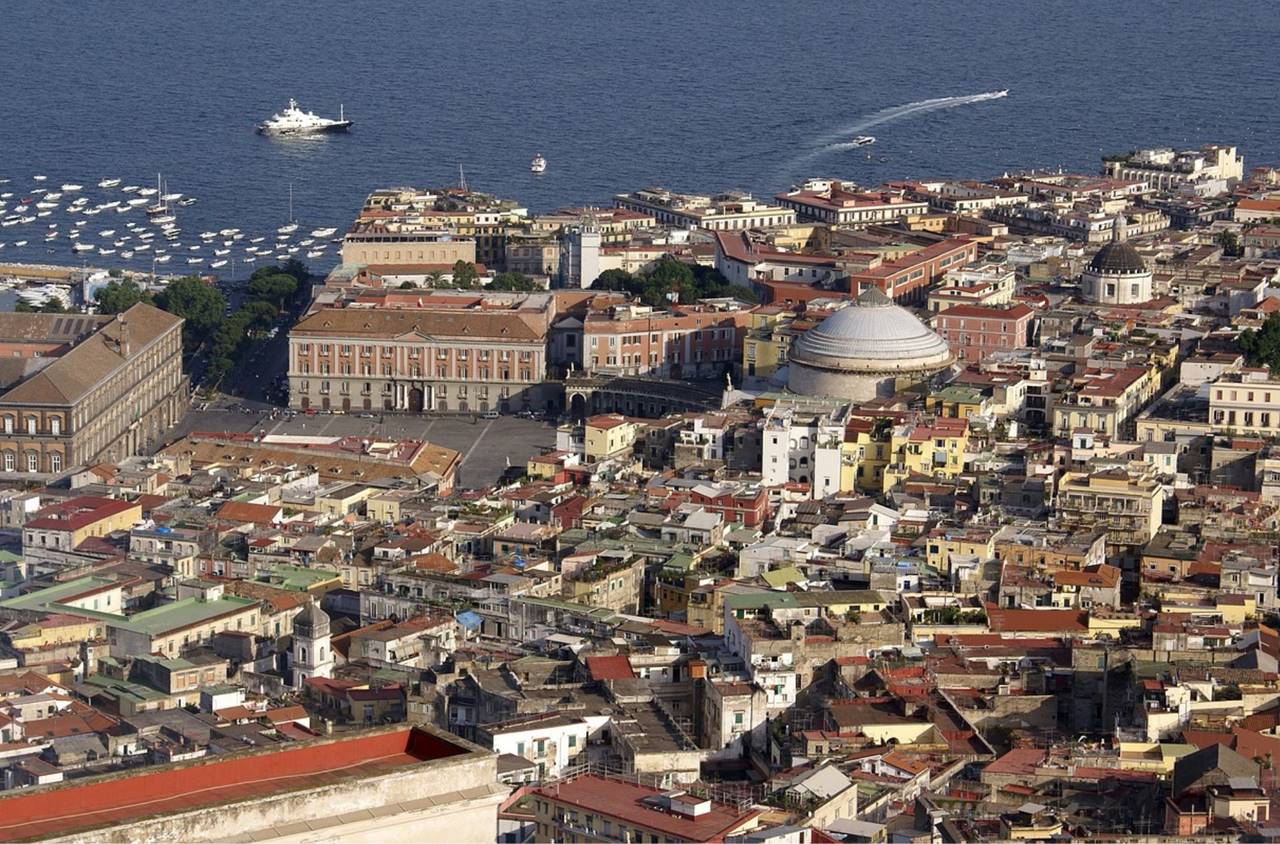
0 303 187 477
288 306 554 414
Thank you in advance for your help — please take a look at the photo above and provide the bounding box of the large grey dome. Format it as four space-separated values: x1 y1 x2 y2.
789 288 953 372
1088 241 1146 275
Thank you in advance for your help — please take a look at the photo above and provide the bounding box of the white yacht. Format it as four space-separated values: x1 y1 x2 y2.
98 178 121 188
851 136 876 146
530 153 547 173
121 185 141 194
61 183 84 191
309 227 337 238
257 98 352 135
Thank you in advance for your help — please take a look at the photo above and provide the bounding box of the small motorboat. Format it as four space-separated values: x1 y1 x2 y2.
98 178 122 188
530 153 546 173
851 135 876 146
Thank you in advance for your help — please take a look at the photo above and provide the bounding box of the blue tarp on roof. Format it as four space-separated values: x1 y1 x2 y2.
456 611 483 630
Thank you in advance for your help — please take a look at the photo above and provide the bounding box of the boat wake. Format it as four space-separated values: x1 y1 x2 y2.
823 90 1007 148
784 89 1008 171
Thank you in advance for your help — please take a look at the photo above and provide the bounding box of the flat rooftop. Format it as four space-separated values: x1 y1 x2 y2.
0 725 472 841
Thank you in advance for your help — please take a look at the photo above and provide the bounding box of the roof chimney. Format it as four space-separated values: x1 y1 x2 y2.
118 316 131 357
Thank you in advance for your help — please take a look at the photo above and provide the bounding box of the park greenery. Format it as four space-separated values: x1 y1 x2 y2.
202 261 308 384
590 258 758 307
88 259 311 385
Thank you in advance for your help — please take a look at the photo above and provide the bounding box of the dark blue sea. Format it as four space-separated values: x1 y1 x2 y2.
1 0 1277 277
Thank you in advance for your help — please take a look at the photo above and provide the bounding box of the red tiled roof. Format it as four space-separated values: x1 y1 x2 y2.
215 501 283 525
0 727 468 840
531 774 760 841
26 497 138 532
586 655 636 681
986 608 1088 633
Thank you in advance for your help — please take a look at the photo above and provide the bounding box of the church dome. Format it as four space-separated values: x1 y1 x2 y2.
1088 241 1146 275
789 288 952 372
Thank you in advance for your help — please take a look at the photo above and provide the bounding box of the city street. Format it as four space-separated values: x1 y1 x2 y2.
169 405 557 488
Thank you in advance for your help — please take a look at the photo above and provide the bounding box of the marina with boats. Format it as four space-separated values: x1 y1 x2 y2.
0 171 346 290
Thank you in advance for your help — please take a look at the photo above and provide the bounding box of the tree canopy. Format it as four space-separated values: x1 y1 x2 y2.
488 271 539 291
247 273 298 308
95 279 153 314
451 260 480 289
15 299 68 313
156 276 227 347
1240 312 1280 374
588 258 758 307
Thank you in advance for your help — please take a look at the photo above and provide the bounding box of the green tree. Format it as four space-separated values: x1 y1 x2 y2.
156 275 227 347
247 273 297 307
591 269 636 292
239 300 279 334
398 280 416 290
1240 312 1280 374
1218 229 1242 257
281 258 309 287
451 260 479 289
489 271 538 291
24 299 69 313
425 271 446 288
95 279 153 314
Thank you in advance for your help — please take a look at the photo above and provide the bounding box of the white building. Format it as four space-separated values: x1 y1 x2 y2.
477 713 596 780
762 404 846 497
291 603 333 687
1080 235 1152 306
1103 144 1244 190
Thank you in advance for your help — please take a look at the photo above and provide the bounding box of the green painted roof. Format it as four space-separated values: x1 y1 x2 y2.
0 576 124 616
256 564 340 592
110 596 259 636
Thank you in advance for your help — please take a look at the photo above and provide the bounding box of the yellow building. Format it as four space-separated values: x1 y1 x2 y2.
1057 464 1164 551
1053 366 1151 437
839 416 892 493
22 497 142 557
742 309 805 379
926 528 997 576
885 419 970 492
366 489 418 524
583 414 640 462
315 483 379 518
926 386 990 420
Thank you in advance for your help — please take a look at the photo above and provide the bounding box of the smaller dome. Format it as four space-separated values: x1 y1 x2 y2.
1088 242 1146 274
